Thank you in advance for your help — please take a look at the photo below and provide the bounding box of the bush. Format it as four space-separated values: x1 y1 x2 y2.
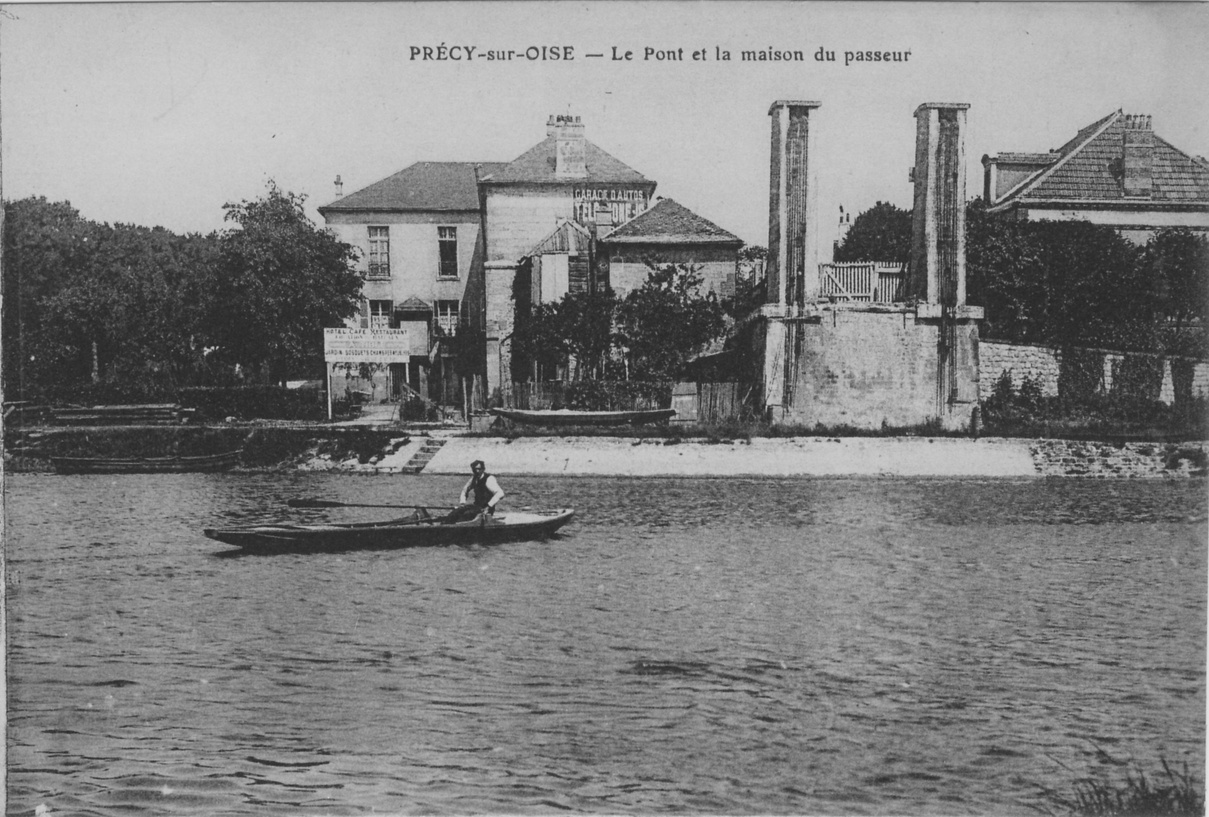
36 380 179 407
178 385 325 421
400 395 438 422
560 380 673 411
1112 354 1165 402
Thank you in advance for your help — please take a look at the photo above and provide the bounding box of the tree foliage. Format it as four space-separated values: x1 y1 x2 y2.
511 263 725 383
2 197 220 397
966 199 1205 354
616 263 726 381
3 183 363 399
511 289 619 380
833 201 912 263
1140 228 1209 357
207 182 362 383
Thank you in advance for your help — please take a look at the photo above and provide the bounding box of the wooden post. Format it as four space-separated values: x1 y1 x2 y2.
326 363 333 421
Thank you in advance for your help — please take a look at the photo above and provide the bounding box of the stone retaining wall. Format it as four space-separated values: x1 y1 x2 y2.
980 341 1209 403
1028 439 1208 478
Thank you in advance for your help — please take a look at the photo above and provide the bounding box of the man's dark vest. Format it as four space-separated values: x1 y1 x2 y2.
470 472 494 508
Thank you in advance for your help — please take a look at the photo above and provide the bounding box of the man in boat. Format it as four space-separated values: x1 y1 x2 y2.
445 460 505 523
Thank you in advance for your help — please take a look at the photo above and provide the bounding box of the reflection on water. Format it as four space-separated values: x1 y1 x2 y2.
5 473 1206 815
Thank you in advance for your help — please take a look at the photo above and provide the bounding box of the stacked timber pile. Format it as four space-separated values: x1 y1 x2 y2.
50 403 196 426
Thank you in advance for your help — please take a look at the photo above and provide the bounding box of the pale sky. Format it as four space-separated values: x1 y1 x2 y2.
3 1 1207 248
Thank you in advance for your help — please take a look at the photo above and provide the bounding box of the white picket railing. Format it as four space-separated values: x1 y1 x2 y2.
818 262 906 303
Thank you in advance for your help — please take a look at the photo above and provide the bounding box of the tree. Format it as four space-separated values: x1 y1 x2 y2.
616 263 726 381
966 199 1149 351
3 197 98 395
727 244 768 319
511 288 619 381
3 197 220 397
1141 228 1209 357
833 201 912 263
208 182 362 383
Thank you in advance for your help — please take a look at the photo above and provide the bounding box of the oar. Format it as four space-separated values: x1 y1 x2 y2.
288 498 458 511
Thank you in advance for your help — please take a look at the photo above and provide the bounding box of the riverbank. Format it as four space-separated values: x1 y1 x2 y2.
380 434 1207 478
6 424 1206 478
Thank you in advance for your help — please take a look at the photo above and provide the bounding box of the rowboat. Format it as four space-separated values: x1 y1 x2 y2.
52 449 242 475
203 508 575 554
489 407 676 426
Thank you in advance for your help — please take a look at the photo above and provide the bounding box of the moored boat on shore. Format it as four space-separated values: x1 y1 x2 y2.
52 449 243 475
490 407 676 426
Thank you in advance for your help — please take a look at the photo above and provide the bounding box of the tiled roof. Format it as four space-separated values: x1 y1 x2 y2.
998 110 1209 204
481 137 652 185
523 219 593 258
319 161 506 212
601 198 742 245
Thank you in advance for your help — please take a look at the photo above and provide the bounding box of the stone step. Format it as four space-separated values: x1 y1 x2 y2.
400 438 447 474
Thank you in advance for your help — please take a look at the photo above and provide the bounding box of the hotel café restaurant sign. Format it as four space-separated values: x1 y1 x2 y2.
323 328 410 363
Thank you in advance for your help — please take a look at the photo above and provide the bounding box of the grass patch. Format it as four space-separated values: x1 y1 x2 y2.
1034 758 1203 817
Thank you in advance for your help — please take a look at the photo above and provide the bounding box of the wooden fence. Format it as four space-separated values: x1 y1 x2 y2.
696 382 755 425
494 381 755 424
817 262 906 303
499 381 673 412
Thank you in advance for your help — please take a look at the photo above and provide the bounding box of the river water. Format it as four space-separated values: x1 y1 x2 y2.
5 472 1206 816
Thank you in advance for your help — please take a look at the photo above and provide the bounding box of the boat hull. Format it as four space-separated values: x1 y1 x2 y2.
490 408 676 427
203 509 575 554
52 450 242 475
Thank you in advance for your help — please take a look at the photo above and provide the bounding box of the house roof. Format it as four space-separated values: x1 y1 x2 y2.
319 161 506 213
991 110 1209 208
600 198 743 245
523 219 593 258
480 137 653 186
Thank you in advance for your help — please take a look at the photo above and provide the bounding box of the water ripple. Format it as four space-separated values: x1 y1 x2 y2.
5 472 1204 815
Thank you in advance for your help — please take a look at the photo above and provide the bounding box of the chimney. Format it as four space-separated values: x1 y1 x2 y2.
334 175 343 198
1122 113 1154 197
552 114 587 179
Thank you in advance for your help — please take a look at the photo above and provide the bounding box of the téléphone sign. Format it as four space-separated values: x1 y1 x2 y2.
323 328 410 363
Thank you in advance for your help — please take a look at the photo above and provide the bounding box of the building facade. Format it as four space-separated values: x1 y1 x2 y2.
478 115 657 394
318 161 504 405
320 114 749 407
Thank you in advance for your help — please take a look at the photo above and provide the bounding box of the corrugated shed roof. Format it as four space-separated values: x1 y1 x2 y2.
523 219 593 257
1001 110 1209 203
481 137 652 185
320 161 506 212
601 198 742 245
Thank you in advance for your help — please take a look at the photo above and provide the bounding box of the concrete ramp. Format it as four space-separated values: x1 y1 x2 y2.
424 437 1039 477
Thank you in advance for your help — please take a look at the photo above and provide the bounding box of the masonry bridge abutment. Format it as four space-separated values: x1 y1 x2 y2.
755 101 983 431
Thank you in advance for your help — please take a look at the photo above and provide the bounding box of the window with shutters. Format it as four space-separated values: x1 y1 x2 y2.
367 226 390 279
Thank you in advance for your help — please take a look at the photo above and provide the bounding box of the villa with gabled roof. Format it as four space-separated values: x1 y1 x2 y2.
982 109 1209 242
319 113 744 404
